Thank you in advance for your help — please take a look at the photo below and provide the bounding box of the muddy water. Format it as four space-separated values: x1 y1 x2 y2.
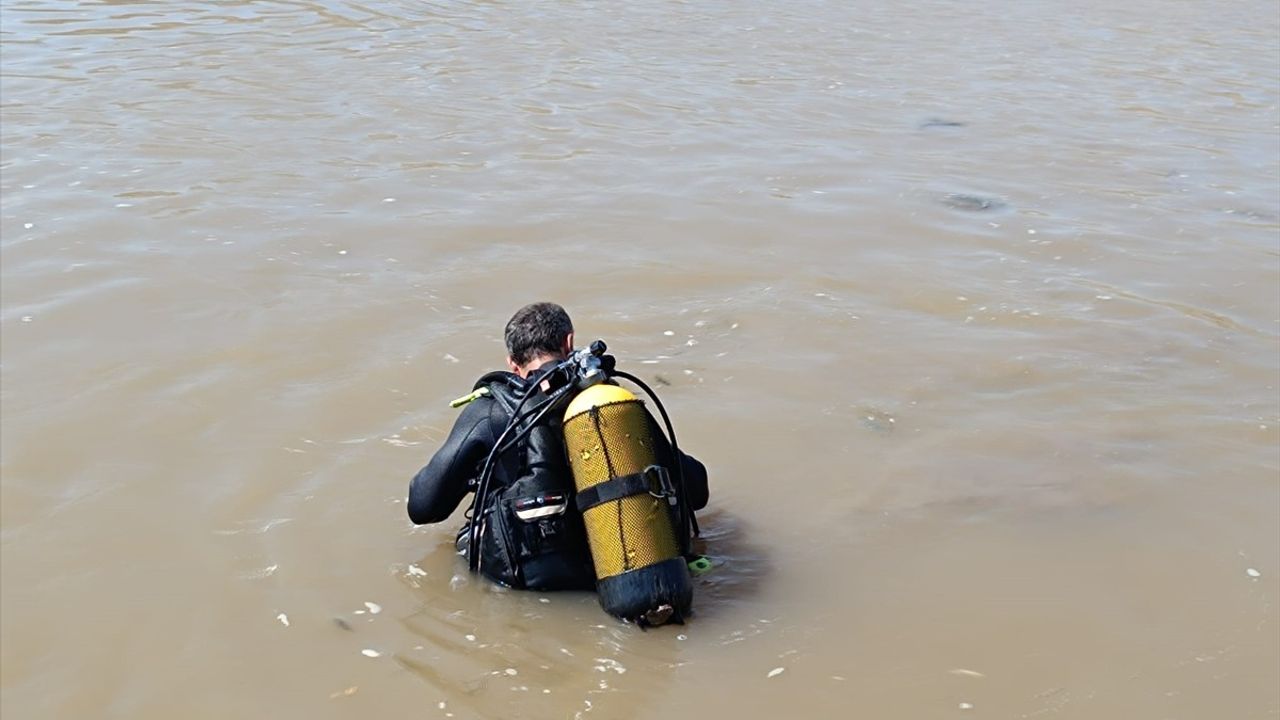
2 1 1278 718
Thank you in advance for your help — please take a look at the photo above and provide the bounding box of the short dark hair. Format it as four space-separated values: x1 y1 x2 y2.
505 302 573 366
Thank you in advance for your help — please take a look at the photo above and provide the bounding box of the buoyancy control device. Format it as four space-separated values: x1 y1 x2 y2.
461 340 697 625
470 372 594 591
563 384 693 624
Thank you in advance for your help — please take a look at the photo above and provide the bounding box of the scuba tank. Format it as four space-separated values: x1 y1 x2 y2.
562 384 693 626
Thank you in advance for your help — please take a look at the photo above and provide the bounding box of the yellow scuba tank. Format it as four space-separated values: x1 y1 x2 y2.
563 384 693 625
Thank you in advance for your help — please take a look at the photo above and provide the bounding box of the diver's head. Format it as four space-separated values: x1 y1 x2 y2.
504 302 574 378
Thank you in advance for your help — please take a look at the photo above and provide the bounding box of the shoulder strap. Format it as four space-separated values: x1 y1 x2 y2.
473 371 525 415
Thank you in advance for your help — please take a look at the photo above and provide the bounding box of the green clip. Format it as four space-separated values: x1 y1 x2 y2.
687 555 713 576
449 387 489 408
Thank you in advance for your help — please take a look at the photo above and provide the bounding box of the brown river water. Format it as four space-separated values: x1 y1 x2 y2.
2 1 1278 718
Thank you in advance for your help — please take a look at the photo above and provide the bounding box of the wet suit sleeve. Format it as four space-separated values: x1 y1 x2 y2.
407 400 495 524
647 413 709 511
675 451 709 511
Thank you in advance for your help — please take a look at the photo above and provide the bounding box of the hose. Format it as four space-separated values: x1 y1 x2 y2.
611 370 699 539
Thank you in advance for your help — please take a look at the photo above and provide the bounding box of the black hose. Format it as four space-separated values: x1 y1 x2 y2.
494 385 574 457
465 371 557 567
466 366 578 571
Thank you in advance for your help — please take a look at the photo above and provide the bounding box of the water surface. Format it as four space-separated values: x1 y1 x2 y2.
2 1 1278 718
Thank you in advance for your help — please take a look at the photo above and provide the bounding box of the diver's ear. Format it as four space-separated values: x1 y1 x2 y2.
563 332 575 355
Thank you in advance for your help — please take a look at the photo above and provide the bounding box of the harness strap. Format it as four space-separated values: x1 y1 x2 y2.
575 465 673 513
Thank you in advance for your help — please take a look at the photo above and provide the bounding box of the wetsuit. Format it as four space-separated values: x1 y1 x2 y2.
408 365 708 590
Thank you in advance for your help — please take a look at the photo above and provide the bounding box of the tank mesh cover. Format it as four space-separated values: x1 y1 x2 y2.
564 399 680 579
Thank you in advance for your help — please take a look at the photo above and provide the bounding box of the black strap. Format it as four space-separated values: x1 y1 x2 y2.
575 466 671 513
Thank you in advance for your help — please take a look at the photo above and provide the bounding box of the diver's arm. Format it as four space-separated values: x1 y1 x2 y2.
646 413 709 511
676 451 709 511
407 401 492 524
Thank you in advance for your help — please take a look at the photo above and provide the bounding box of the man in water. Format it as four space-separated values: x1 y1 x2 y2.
407 302 708 590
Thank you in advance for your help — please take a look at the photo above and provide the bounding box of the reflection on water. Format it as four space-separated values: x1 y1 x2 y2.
687 509 771 617
393 540 672 720
2 0 1278 718
382 510 770 718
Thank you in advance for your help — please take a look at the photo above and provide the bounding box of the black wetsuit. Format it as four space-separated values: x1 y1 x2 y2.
407 365 708 589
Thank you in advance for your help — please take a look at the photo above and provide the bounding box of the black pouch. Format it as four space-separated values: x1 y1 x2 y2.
479 476 594 591
474 385 595 591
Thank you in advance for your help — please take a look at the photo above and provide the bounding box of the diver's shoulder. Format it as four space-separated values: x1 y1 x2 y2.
473 370 521 391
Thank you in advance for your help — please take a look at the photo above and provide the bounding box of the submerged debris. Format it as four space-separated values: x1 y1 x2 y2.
919 117 967 129
941 193 1007 212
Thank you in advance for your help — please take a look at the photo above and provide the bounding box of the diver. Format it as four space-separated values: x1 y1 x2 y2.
407 302 709 615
